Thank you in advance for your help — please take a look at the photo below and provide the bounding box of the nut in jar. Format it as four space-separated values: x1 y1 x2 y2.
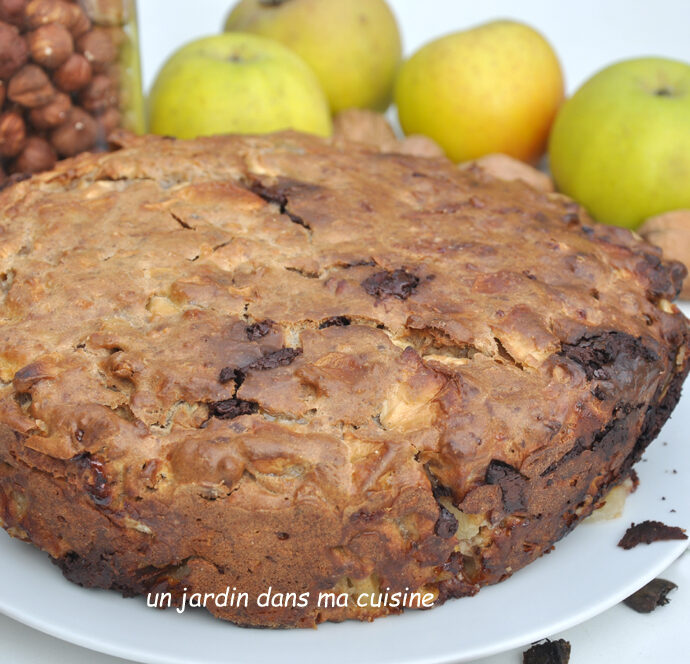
0 0 143 182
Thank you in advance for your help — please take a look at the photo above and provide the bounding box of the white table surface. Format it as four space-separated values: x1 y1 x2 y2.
3 1 690 662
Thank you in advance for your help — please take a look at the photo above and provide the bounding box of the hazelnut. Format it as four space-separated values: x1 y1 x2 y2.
50 107 99 156
0 80 5 107
0 21 28 79
28 90 71 129
0 0 27 27
96 105 120 135
8 63 55 107
77 27 115 72
13 135 56 172
27 23 74 69
67 3 91 37
0 110 26 157
80 0 129 27
103 25 126 50
53 52 91 92
24 0 74 29
79 73 117 112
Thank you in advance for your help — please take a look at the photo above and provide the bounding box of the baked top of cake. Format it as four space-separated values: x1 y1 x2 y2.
0 131 687 627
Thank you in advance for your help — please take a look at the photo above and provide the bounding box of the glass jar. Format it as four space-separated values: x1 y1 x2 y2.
0 0 145 180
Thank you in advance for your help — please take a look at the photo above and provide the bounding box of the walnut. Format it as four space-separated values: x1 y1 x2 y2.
79 73 117 112
0 110 26 157
460 153 555 193
50 106 99 156
0 0 27 27
24 0 74 29
77 27 116 72
0 21 28 79
639 210 690 300
332 108 398 151
13 135 56 172
27 22 74 69
53 52 92 91
397 135 445 158
28 90 71 129
7 63 55 107
333 109 448 159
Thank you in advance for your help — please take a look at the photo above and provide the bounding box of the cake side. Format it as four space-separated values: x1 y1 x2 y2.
0 132 688 626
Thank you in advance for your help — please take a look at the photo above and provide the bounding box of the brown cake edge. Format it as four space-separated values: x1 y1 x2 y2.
0 346 687 627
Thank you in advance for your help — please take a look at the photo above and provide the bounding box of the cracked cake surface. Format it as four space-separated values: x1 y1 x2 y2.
0 130 688 627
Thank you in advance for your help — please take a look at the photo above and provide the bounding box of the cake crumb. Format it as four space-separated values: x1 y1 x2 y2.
618 520 688 550
623 578 677 613
523 638 571 663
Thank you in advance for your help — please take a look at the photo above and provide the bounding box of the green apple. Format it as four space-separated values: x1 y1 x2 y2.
224 0 402 114
148 32 332 139
549 57 690 229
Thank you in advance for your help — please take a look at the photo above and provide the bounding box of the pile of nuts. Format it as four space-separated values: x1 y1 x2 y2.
0 0 128 180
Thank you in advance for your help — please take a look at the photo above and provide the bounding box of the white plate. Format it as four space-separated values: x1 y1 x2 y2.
1 366 688 664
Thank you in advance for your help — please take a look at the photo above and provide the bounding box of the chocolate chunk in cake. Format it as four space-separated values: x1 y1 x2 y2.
361 269 420 299
209 398 258 420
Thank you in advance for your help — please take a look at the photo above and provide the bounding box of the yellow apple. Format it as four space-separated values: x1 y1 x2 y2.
549 57 690 229
148 33 332 139
394 20 564 163
224 0 402 114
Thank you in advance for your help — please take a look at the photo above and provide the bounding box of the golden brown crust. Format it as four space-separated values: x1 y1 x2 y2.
0 131 688 627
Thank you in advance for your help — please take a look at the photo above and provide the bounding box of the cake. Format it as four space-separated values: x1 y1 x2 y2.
0 131 687 627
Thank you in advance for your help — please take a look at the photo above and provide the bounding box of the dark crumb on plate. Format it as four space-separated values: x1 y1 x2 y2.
623 578 678 613
523 638 571 664
617 520 688 550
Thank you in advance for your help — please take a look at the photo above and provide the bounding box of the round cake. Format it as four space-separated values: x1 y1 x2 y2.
0 131 687 627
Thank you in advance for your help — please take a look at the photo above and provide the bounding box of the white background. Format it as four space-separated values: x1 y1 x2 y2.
138 0 690 95
2 1 689 662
